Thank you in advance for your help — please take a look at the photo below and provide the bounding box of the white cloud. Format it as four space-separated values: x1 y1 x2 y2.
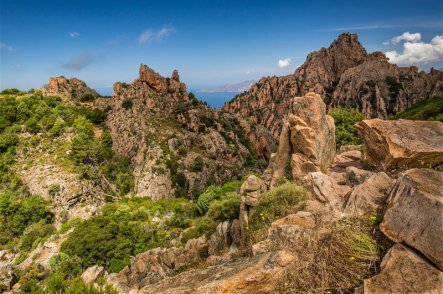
0 42 14 51
385 32 421 45
278 58 291 68
385 34 443 66
69 32 80 38
138 26 175 43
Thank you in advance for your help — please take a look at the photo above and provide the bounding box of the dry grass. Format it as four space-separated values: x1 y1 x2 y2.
274 216 391 293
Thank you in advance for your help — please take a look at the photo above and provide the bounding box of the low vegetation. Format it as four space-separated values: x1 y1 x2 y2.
248 183 307 244
275 215 390 293
389 95 443 122
329 107 364 149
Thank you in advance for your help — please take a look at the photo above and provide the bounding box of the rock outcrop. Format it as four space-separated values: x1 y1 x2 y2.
356 119 443 171
105 65 252 199
40 76 99 100
107 236 208 293
380 168 443 270
82 265 105 284
223 33 443 158
264 93 335 185
361 244 443 294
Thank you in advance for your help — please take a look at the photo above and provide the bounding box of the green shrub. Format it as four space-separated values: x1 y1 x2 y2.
329 107 364 149
48 253 83 278
248 183 307 243
19 220 55 251
206 192 241 222
108 258 130 273
191 156 204 172
0 192 54 246
80 93 96 102
122 99 133 110
196 180 241 215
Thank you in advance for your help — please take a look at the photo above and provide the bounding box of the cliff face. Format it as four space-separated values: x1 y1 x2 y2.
40 76 99 100
223 33 443 158
105 65 252 199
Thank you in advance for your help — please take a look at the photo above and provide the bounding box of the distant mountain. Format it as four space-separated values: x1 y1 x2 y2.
198 80 256 93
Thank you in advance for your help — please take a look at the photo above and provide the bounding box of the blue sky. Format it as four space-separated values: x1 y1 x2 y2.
1 0 442 91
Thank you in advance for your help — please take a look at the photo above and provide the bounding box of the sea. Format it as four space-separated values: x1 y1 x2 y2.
96 87 237 109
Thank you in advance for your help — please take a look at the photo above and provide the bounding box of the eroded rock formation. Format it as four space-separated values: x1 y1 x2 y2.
264 93 335 185
40 76 99 100
223 33 443 158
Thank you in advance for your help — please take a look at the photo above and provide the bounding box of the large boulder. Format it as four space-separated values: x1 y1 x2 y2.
40 76 99 100
361 244 443 294
344 172 392 214
380 168 443 270
356 119 443 171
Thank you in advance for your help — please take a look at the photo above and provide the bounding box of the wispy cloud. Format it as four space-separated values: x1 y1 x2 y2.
69 32 80 38
62 52 100 70
138 26 175 43
317 20 443 32
278 58 291 68
0 42 15 51
383 32 421 45
385 34 443 66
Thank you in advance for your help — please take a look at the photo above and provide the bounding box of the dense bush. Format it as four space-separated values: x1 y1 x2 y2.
196 180 241 215
389 96 443 122
0 192 54 249
122 99 133 110
61 197 198 271
329 107 364 149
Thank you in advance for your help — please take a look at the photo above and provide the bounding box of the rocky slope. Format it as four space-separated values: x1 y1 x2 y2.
101 94 443 294
102 65 254 199
223 32 443 158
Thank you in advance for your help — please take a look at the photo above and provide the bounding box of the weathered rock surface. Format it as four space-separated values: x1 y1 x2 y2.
208 221 233 256
223 33 443 158
252 211 316 255
139 250 295 294
302 172 351 210
344 172 392 214
13 162 104 225
264 93 335 185
105 65 252 199
361 244 443 294
107 236 208 293
356 119 443 171
82 265 105 284
380 168 443 270
40 76 99 100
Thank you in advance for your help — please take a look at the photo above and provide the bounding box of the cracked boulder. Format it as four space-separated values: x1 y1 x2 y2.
380 168 443 270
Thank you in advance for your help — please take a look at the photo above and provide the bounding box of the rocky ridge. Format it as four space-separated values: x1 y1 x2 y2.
223 32 443 158
103 65 253 198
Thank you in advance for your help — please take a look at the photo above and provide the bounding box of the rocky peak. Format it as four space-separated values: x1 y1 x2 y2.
223 33 443 158
171 69 180 82
39 76 99 100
